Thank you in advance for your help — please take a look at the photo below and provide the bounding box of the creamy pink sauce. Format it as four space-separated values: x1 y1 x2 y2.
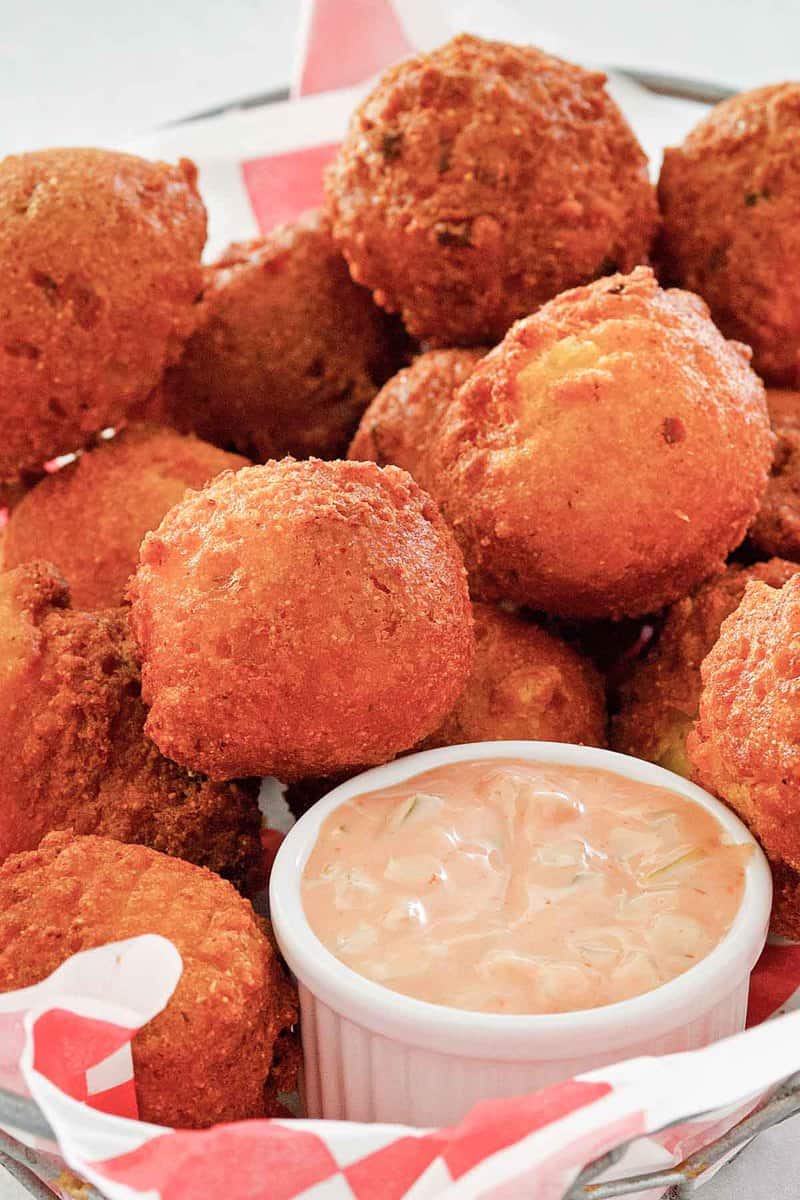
302 759 750 1014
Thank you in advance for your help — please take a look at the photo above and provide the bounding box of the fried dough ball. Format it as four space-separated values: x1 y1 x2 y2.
0 562 261 888
3 426 248 609
419 602 606 749
325 34 657 346
348 348 485 487
430 267 773 618
0 149 205 485
612 560 799 776
163 210 403 461
129 459 474 781
659 85 800 386
749 390 800 560
0 833 297 1127
689 572 800 937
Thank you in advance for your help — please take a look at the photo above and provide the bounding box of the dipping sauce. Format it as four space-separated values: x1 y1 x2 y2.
301 759 750 1014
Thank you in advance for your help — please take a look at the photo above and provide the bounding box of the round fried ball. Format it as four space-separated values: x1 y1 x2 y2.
348 348 485 487
688 572 800 937
4 425 248 609
128 458 475 781
0 149 206 484
749 389 800 560
430 267 773 618
163 209 403 461
659 84 800 386
0 561 263 889
0 832 297 1127
419 602 606 749
325 34 657 346
612 559 799 776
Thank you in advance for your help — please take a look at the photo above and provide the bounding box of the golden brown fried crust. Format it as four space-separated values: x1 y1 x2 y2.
612 560 800 775
749 390 800 560
325 34 657 346
0 833 297 1128
689 573 800 882
128 459 475 781
419 602 607 749
429 267 773 619
0 150 206 483
3 425 248 609
0 562 262 888
348 348 485 487
658 84 800 386
163 209 404 461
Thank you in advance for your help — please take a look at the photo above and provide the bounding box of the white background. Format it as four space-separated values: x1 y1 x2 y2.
1 1 800 1196
1 0 800 156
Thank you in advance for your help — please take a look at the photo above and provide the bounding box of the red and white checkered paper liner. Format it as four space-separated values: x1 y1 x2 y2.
3 932 800 1200
4 2 800 1196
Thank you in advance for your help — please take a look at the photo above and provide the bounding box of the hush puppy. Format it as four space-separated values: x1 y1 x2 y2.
431 267 773 618
659 84 800 386
348 348 485 487
0 561 262 888
612 560 799 776
689 572 800 937
129 459 474 781
0 832 297 1127
4 425 248 610
163 210 402 461
0 149 205 484
749 390 800 560
419 602 606 749
325 34 657 346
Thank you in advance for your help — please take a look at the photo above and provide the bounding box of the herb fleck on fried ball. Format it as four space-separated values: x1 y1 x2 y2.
326 34 657 346
0 149 205 484
419 603 607 749
163 210 403 461
430 267 773 619
0 561 262 890
689 572 800 937
348 348 485 488
659 84 800 386
612 560 799 776
4 425 248 609
0 832 297 1128
129 459 475 782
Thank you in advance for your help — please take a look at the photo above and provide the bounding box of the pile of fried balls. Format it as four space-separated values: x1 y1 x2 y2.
1 35 800 1130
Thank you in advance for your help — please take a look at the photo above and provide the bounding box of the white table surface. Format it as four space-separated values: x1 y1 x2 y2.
2 1 800 1195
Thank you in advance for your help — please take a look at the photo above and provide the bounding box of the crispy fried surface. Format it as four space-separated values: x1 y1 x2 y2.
348 348 484 488
163 210 403 461
0 150 205 483
689 573 800 898
659 85 800 386
0 833 297 1128
749 390 800 560
419 602 607 749
430 267 773 618
0 562 261 887
129 459 475 781
286 605 607 814
767 862 800 941
326 34 657 346
612 560 799 775
4 425 248 609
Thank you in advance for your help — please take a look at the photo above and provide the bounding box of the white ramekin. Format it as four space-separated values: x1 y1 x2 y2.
270 741 772 1128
